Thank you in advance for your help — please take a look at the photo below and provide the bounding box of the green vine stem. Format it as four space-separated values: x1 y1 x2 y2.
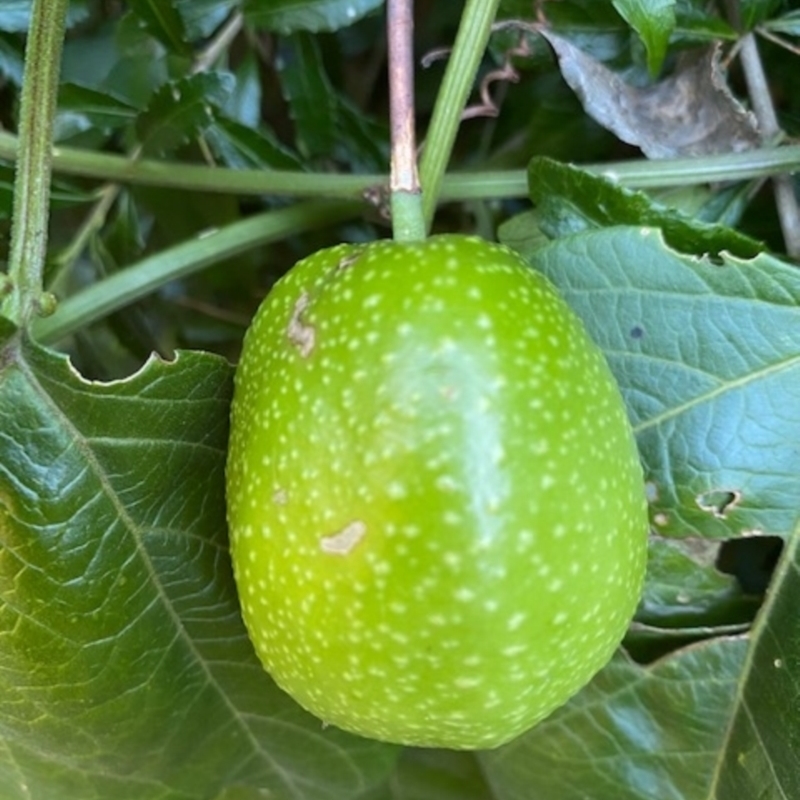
417 0 502 232
34 200 361 344
2 0 69 327
387 0 425 241
3 128 798 200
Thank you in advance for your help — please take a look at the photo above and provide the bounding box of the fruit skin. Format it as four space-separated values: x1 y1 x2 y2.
226 234 648 749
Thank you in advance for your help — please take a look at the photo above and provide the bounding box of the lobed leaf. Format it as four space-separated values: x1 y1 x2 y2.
506 225 800 542
0 324 397 800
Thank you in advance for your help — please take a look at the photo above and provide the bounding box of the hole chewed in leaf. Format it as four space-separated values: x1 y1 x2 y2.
696 489 741 518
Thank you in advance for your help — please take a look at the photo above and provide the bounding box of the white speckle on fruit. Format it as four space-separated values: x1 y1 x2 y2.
320 520 367 555
443 551 462 569
273 488 288 505
507 612 526 631
443 510 462 526
287 292 315 356
436 475 459 492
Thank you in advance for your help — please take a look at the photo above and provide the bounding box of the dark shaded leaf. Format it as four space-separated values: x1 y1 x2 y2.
525 157 764 258
0 164 94 220
499 0 631 62
136 72 235 155
0 323 398 800
739 0 784 30
639 537 760 629
206 117 304 171
127 0 193 56
673 0 737 43
176 0 239 41
275 33 338 159
243 0 384 34
59 83 139 130
0 0 91 33
0 33 24 85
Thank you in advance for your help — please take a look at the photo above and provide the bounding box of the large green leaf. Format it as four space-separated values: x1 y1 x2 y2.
510 225 800 541
0 323 397 800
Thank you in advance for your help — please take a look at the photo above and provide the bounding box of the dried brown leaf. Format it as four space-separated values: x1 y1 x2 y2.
540 32 760 158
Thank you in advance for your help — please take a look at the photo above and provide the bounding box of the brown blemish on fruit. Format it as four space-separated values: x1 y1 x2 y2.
321 520 367 555
696 489 741 518
287 292 315 357
337 252 361 271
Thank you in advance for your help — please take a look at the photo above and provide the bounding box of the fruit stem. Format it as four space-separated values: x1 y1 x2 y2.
2 0 69 328
387 0 426 242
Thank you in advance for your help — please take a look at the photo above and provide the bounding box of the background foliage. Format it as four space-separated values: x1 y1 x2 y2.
1 1 799 798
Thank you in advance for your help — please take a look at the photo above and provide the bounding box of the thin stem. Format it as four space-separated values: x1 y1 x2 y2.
34 200 362 344
418 0 501 232
726 0 800 257
190 12 243 74
3 0 69 326
738 33 800 256
387 0 424 241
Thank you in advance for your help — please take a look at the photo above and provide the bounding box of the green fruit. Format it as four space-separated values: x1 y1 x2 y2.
226 234 647 749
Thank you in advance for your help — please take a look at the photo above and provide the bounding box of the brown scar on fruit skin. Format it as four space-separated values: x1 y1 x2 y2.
287 292 315 357
336 252 361 271
321 520 367 555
